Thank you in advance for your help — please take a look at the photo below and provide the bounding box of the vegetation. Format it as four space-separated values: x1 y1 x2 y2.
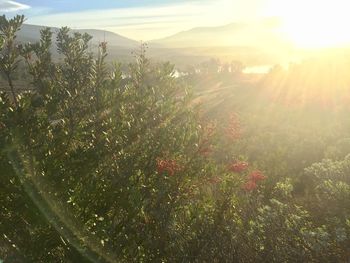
1 15 350 262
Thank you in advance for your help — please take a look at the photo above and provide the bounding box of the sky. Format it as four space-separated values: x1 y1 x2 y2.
2 0 350 47
0 0 270 40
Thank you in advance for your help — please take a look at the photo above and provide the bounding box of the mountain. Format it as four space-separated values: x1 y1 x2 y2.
14 21 293 69
147 19 295 68
151 18 290 50
18 24 139 47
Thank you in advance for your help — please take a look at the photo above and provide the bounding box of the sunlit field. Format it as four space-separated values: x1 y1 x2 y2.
1 0 350 262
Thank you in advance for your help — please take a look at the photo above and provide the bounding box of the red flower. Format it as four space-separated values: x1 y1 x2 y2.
242 170 266 192
156 159 166 174
156 158 181 176
248 170 266 182
242 180 257 191
228 161 249 173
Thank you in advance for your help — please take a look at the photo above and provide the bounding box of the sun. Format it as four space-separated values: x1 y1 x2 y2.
266 0 350 48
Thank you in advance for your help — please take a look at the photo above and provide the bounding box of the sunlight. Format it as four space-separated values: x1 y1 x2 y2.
267 0 350 48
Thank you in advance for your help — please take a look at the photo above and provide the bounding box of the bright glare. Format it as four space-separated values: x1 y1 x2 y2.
267 0 350 48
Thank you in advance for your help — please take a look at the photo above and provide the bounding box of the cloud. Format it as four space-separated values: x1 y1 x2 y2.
0 0 30 12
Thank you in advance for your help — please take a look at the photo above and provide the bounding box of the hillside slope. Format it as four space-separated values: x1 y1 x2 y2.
151 19 290 50
19 24 139 47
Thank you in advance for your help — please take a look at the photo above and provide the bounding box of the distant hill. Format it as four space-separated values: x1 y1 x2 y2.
18 24 139 47
151 19 290 50
148 19 295 68
13 21 294 69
